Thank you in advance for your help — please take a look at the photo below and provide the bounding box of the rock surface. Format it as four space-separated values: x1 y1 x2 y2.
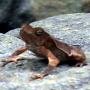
1 13 90 90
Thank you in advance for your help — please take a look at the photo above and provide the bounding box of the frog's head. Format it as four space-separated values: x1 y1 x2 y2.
20 24 50 45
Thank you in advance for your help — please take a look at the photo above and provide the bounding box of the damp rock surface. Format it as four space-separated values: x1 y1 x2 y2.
1 13 90 90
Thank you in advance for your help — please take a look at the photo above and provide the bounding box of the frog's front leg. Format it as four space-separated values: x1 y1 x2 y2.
1 47 27 67
31 46 60 80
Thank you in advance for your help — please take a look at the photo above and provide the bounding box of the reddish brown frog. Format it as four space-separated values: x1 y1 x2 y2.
2 24 86 79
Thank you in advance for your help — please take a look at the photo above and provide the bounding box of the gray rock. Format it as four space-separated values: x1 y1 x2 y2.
6 28 21 38
1 13 90 90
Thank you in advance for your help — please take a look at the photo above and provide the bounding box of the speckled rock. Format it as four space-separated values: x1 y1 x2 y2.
1 13 90 90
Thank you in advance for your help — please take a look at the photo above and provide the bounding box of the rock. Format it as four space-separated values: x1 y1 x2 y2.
29 0 84 20
0 0 36 33
1 0 90 33
5 28 21 38
81 0 90 12
1 13 90 90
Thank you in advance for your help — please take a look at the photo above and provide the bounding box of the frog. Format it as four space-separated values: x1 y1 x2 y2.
2 24 86 79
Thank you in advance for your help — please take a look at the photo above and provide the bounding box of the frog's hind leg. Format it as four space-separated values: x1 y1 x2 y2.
70 46 87 67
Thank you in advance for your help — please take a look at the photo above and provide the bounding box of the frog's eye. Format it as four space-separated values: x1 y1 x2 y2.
36 29 44 36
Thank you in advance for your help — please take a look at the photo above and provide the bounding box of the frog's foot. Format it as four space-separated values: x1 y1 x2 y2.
30 73 44 81
75 62 87 67
1 61 12 67
1 56 21 67
30 66 56 81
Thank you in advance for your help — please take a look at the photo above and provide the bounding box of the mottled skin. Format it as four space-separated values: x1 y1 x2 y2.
2 24 86 79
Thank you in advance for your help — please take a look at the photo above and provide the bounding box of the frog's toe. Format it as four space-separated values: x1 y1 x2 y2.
75 62 87 67
0 61 12 67
30 73 44 81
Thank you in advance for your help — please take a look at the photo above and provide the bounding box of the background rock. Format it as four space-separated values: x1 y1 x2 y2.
81 0 90 12
1 13 90 90
31 0 83 20
22 0 90 20
1 0 90 33
0 0 36 33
